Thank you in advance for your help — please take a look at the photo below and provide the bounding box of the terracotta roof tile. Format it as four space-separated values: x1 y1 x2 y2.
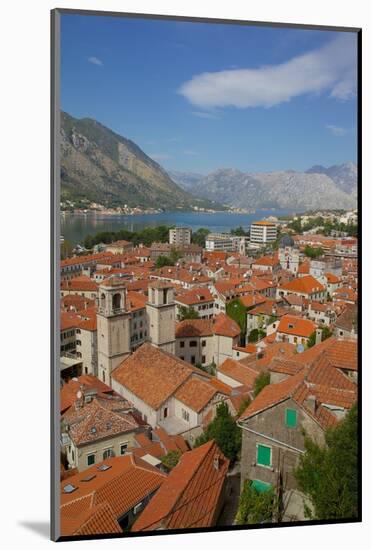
60 455 166 536
176 319 214 338
213 313 241 338
279 275 325 295
112 344 209 410
175 378 223 413
239 369 308 420
277 314 316 338
132 441 229 531
63 398 139 446
218 358 259 388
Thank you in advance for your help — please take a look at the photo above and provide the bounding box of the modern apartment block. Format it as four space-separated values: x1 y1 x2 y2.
169 226 192 246
205 232 248 254
250 221 277 246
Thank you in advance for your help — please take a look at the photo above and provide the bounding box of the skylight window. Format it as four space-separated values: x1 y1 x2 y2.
97 464 112 471
81 474 96 482
63 483 77 494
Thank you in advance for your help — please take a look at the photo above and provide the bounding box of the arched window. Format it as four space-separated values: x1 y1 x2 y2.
112 293 121 311
100 292 106 310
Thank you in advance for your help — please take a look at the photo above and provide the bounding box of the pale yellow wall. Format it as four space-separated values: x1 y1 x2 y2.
66 430 138 472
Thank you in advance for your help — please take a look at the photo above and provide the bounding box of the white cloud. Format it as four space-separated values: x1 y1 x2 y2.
326 124 347 136
191 111 219 119
149 153 172 161
179 34 356 109
183 149 198 156
88 56 103 66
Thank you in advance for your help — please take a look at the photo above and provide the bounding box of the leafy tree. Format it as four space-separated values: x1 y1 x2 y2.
304 245 324 259
191 227 210 247
235 481 278 525
155 255 174 268
288 217 302 234
248 328 266 343
253 372 270 397
178 306 200 321
160 450 181 470
169 247 182 264
60 239 74 260
194 402 241 463
295 405 358 520
231 226 249 236
226 299 247 334
237 396 251 418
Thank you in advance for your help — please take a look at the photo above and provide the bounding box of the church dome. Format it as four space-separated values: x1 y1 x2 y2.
279 234 295 248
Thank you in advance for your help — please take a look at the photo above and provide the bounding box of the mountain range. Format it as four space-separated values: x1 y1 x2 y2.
61 112 357 212
171 164 357 211
60 112 221 211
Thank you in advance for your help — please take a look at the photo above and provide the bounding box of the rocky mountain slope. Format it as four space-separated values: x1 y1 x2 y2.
168 170 204 190
60 112 220 210
306 162 357 195
174 166 357 211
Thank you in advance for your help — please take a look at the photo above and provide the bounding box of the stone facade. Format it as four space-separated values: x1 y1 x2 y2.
239 398 325 492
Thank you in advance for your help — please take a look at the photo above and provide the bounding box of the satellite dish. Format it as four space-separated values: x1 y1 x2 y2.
296 344 305 354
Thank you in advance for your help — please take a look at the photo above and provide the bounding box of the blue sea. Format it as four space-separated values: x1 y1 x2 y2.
61 209 297 245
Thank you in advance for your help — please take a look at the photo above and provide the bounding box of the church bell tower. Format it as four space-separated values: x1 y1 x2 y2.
96 277 131 385
146 281 175 354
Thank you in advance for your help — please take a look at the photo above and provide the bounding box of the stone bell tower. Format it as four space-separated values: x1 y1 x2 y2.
146 281 175 355
96 276 131 385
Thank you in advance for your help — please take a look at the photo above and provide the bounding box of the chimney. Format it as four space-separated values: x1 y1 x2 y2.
305 394 317 415
213 455 220 471
315 328 322 345
74 389 84 410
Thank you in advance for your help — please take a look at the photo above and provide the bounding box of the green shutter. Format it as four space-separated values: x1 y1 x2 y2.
251 479 272 493
257 444 271 466
285 408 297 428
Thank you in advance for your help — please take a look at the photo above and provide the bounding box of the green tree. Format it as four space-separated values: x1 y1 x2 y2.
253 372 270 397
248 328 266 343
191 227 210 247
178 306 200 321
194 402 241 463
237 396 251 418
155 255 174 268
160 450 181 470
235 481 278 525
304 245 324 259
60 239 74 260
295 405 358 520
226 298 247 334
231 226 249 236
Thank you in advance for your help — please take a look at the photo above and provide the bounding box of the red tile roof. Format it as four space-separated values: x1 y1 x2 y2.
277 314 317 338
213 313 241 338
60 375 113 414
175 287 214 306
175 378 225 413
112 344 209 410
61 275 98 292
218 358 259 388
132 441 229 531
60 455 166 536
239 369 308 420
63 398 139 446
176 319 214 338
279 275 325 295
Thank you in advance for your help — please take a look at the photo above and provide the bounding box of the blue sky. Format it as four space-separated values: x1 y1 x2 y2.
61 14 358 174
